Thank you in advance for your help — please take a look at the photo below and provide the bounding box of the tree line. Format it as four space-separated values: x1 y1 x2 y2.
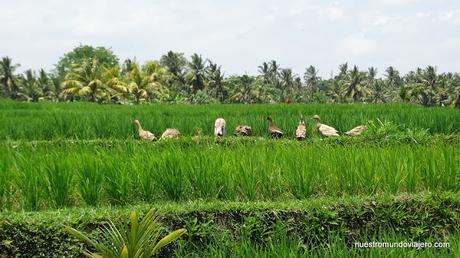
1 45 459 108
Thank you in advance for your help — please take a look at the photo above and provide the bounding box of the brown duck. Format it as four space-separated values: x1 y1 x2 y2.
295 114 307 140
267 116 283 138
235 125 252 136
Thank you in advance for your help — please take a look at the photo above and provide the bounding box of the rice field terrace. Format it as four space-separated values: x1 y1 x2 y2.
0 100 459 257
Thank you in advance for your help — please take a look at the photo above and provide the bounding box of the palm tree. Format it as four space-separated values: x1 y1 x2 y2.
450 85 460 108
123 63 156 103
304 65 319 94
258 62 271 84
206 61 225 102
230 75 257 103
0 56 20 99
370 79 388 103
327 79 343 103
186 53 206 96
337 62 348 79
143 61 171 102
368 67 377 81
36 69 56 100
160 51 187 93
60 59 108 102
279 68 294 102
341 66 370 102
385 66 401 88
19 70 43 102
408 66 439 107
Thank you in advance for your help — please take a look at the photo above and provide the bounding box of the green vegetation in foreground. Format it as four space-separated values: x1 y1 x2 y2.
0 140 458 211
0 193 459 257
0 101 459 140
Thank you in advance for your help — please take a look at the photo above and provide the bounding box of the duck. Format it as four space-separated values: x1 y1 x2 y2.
312 115 339 137
134 119 157 141
267 116 283 138
214 118 226 137
295 114 307 140
345 125 368 136
161 128 181 139
235 125 252 136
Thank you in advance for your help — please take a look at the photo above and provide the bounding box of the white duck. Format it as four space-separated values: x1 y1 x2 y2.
312 115 339 137
345 125 368 136
214 118 226 137
161 128 181 139
134 119 156 141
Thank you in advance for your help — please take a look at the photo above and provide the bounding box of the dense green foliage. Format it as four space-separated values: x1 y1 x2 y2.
1 193 459 257
1 45 460 107
0 101 459 141
0 101 458 256
55 45 119 80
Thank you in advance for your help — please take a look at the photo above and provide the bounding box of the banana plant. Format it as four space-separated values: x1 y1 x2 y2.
65 209 187 258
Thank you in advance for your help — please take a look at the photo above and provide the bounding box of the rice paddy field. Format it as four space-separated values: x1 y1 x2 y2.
0 99 459 257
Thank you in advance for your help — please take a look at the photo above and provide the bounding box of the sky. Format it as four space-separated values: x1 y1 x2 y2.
1 0 459 78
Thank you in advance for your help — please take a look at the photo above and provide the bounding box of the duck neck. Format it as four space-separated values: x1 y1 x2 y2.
268 119 273 128
135 122 143 132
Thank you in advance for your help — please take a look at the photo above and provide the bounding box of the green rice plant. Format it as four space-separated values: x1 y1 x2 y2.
78 156 104 206
45 159 74 208
0 141 458 211
1 101 459 140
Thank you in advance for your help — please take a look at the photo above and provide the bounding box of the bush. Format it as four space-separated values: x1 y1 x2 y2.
0 192 459 257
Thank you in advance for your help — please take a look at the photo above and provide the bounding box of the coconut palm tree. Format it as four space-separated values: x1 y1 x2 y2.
408 66 439 107
60 59 108 102
206 61 225 102
186 53 206 96
19 69 43 102
370 79 388 103
337 62 348 79
258 62 271 84
36 69 56 100
341 66 370 102
304 65 319 94
0 56 20 99
230 75 257 103
143 61 171 102
280 68 294 102
123 63 156 103
385 66 401 88
327 79 343 103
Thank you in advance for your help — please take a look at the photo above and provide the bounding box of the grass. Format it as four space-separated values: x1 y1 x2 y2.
1 192 459 257
175 231 459 258
0 100 459 256
1 140 458 211
0 100 459 140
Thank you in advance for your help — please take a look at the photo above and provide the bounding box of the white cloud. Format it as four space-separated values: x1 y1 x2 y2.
317 1 346 21
339 35 376 56
0 0 459 77
440 9 460 24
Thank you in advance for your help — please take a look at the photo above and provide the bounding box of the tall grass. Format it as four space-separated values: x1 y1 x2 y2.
1 141 458 211
0 100 459 140
175 231 459 258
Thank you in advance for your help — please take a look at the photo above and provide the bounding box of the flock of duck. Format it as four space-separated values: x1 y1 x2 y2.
134 115 367 141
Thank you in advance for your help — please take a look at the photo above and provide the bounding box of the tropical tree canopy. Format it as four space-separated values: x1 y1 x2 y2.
2 48 460 108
